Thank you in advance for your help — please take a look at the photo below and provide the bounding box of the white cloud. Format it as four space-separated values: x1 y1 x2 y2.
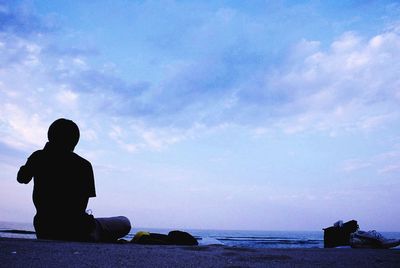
80 128 98 142
0 33 79 151
342 159 371 172
379 163 400 174
108 124 141 152
135 126 186 150
107 121 207 153
56 88 78 107
72 57 87 69
331 32 362 52
341 145 400 176
0 103 47 150
1 4 400 153
261 30 400 136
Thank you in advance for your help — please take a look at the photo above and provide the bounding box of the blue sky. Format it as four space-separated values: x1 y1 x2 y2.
1 0 400 231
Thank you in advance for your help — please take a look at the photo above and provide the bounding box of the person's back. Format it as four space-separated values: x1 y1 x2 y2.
26 147 95 240
18 118 131 242
30 146 94 217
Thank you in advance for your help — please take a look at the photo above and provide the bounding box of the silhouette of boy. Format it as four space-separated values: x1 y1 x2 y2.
17 118 131 242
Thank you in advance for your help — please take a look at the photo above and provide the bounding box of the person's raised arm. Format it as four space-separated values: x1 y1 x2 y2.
17 165 33 184
17 153 37 184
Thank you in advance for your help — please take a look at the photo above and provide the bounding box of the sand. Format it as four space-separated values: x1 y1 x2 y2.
1 237 399 267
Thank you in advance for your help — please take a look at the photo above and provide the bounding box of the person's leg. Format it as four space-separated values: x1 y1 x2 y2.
90 216 131 242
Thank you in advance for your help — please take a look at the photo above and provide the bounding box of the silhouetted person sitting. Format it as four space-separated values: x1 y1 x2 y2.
17 118 131 242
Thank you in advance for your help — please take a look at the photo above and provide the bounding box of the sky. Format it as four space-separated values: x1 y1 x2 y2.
0 0 400 231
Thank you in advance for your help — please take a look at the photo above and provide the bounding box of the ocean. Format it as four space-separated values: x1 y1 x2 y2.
1 221 399 249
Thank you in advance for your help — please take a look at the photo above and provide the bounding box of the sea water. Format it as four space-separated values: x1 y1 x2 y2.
1 221 399 249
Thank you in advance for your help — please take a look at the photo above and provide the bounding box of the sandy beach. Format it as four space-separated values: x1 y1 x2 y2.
1 237 399 267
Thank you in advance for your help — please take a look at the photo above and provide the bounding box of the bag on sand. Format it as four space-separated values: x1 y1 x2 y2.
168 230 199 245
132 230 198 246
323 220 359 248
350 230 400 249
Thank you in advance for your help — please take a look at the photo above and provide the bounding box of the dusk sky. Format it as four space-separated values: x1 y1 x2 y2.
1 0 400 231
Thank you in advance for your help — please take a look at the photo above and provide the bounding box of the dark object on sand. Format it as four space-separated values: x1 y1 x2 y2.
0 230 36 235
350 230 400 249
168 230 199 245
132 232 170 245
323 220 359 248
132 230 198 246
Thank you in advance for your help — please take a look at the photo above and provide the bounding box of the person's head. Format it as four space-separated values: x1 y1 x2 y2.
47 118 80 151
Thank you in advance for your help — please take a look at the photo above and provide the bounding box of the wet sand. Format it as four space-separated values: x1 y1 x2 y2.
1 237 399 267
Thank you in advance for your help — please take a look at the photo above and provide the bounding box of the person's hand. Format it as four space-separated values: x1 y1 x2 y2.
17 165 32 184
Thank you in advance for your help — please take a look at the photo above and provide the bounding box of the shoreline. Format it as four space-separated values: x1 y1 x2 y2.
1 237 400 267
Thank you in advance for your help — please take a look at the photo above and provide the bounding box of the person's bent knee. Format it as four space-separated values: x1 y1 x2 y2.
121 216 131 235
94 216 132 241
113 216 131 236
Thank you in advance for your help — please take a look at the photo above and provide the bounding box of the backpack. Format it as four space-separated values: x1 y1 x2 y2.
323 220 359 248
